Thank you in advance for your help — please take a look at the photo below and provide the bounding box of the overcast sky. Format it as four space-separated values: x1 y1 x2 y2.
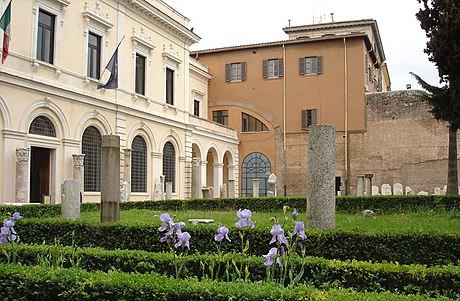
165 0 441 91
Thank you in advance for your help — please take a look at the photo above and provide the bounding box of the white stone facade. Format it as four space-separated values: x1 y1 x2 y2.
0 0 238 203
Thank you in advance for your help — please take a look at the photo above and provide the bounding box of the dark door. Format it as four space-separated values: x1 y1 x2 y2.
30 147 50 203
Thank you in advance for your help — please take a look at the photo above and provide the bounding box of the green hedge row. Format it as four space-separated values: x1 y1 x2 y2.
0 263 455 301
2 195 459 219
1 244 458 298
15 219 460 265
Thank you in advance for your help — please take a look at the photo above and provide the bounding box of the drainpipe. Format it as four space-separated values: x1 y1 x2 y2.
283 44 287 196
343 38 349 195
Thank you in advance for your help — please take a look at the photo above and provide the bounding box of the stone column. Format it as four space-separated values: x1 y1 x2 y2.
356 175 365 196
159 175 165 200
213 163 223 198
228 179 235 198
252 179 260 197
72 154 85 200
101 135 120 223
364 173 373 196
191 157 202 199
15 148 30 203
307 125 336 229
61 179 80 220
165 182 173 200
123 148 132 182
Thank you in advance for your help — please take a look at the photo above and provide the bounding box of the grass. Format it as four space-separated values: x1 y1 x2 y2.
73 209 460 235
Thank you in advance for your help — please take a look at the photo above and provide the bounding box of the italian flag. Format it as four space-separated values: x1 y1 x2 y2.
0 1 11 64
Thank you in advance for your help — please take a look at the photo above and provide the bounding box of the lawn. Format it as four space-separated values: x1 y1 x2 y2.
74 209 460 234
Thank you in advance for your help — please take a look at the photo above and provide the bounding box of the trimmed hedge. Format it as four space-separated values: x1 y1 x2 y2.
15 219 460 265
2 195 459 219
0 263 454 301
1 244 458 298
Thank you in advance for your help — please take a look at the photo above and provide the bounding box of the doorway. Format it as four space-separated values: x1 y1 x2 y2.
30 146 50 203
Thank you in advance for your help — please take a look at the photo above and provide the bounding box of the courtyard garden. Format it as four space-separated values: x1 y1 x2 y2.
0 195 459 300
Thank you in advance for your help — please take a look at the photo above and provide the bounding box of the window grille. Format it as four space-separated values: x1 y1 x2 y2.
82 126 102 192
163 142 176 193
29 116 56 137
241 152 271 197
131 136 147 193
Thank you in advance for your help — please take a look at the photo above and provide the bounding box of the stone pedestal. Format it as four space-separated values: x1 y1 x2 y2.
159 175 165 200
72 154 85 201
165 182 173 200
307 125 336 229
356 175 365 196
123 149 131 201
252 179 260 197
364 173 373 196
61 179 80 220
191 157 202 199
202 187 213 199
220 184 227 198
15 148 30 203
228 179 235 198
101 135 120 223
267 173 277 196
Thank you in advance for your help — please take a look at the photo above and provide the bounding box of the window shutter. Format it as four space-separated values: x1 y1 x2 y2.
279 58 284 77
301 110 307 130
299 57 305 75
225 63 231 82
317 56 323 74
263 60 268 78
311 109 317 125
241 62 247 81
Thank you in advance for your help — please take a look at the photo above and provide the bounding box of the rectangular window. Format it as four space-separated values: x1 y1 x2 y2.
37 10 55 64
166 68 174 105
193 99 200 116
213 110 228 126
301 109 317 130
299 56 323 75
87 32 101 79
225 62 246 81
263 58 284 78
135 53 146 95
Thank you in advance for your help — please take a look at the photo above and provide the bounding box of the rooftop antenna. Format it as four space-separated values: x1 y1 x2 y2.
331 12 335 22
288 19 291 27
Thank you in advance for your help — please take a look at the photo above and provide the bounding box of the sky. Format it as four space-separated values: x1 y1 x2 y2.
164 0 441 91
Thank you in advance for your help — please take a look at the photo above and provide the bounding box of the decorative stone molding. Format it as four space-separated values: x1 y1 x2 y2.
82 1 113 32
131 27 155 54
192 157 200 166
162 44 182 65
16 148 30 163
72 154 85 166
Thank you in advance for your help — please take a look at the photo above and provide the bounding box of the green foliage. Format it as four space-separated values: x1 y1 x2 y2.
0 262 455 300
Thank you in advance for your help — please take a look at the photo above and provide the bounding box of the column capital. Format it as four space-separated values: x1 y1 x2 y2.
72 154 85 166
192 157 201 166
16 148 30 162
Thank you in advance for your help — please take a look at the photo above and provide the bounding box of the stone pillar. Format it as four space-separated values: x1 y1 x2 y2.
101 135 120 223
267 173 277 197
364 173 373 196
307 125 336 229
356 175 365 196
192 157 202 199
220 184 227 198
228 179 235 198
15 148 30 203
165 182 173 200
72 154 85 200
213 163 223 198
159 175 165 200
61 179 80 220
252 179 260 197
123 149 132 182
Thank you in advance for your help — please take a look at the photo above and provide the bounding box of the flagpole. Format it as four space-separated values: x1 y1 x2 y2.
99 35 125 80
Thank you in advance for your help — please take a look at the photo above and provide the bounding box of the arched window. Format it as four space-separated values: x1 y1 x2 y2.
241 152 271 197
82 126 102 192
242 113 268 132
131 135 147 193
162 142 176 193
29 116 56 137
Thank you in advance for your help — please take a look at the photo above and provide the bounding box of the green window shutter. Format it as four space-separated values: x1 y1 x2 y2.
225 63 231 82
263 60 268 78
317 56 323 74
241 62 247 81
299 57 305 75
279 58 284 77
301 110 307 130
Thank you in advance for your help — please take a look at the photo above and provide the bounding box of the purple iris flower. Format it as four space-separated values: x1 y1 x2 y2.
235 209 255 229
215 225 231 242
0 226 9 245
293 221 307 240
291 208 298 220
158 213 174 232
263 247 282 267
269 224 288 245
11 212 23 221
167 221 185 236
174 232 191 250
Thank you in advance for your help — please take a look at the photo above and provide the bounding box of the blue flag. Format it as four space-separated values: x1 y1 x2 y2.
97 47 118 89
